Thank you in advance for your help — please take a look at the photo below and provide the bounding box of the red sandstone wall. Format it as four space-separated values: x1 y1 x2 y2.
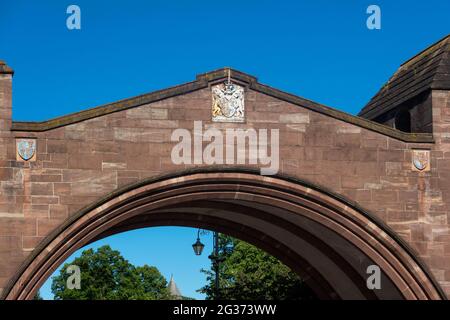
0 86 449 297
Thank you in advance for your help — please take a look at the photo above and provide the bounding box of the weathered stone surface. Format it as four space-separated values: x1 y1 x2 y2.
0 62 449 299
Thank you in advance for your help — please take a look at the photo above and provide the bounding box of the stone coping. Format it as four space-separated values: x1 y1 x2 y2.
10 67 434 143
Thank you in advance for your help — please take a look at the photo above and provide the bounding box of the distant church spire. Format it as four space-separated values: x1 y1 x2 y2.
168 274 182 299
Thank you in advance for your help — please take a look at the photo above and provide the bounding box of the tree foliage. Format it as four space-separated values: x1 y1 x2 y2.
199 235 317 300
33 290 43 300
51 245 171 300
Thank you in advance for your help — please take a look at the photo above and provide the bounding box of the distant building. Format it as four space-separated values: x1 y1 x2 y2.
168 274 182 299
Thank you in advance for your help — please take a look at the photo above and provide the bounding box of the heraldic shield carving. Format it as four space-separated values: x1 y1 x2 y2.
16 139 36 161
412 149 430 172
212 83 245 122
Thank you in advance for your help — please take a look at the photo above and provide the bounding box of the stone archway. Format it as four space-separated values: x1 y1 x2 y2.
2 169 444 300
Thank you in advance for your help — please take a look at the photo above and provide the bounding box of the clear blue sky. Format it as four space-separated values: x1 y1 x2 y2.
1 0 448 300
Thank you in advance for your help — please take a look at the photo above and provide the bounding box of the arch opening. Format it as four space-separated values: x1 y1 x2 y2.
2 170 445 300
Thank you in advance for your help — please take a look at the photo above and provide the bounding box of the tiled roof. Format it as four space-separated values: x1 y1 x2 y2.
168 274 182 298
359 34 450 119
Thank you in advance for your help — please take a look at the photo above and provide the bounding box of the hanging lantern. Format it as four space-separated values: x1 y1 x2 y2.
192 237 205 256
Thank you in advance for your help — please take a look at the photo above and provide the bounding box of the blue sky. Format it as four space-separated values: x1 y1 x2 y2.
39 227 213 300
1 0 449 300
1 0 448 121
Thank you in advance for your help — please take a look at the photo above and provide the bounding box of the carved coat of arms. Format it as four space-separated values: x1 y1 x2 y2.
412 149 430 171
212 83 245 122
17 139 36 161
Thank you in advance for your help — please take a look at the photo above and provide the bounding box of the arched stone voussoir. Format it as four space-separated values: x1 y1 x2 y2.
2 169 446 300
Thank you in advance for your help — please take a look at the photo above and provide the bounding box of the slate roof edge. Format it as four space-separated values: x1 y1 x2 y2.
359 34 450 119
400 34 450 68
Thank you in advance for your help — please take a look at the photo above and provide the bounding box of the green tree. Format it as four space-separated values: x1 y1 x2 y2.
33 290 43 300
199 235 316 300
51 245 171 300
133 265 170 300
